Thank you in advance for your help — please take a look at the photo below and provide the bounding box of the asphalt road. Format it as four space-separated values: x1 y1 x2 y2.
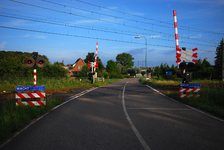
1 78 224 150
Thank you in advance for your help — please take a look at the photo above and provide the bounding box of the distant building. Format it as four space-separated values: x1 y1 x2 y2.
62 58 85 77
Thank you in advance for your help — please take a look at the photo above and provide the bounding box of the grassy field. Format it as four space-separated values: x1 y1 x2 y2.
0 77 119 93
140 77 224 118
0 77 120 146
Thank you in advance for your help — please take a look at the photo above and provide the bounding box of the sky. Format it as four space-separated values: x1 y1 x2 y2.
0 0 224 68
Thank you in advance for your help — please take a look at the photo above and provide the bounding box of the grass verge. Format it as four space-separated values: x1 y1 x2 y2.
140 77 224 118
0 98 62 146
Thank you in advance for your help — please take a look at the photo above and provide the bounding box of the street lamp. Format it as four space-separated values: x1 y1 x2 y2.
135 36 148 77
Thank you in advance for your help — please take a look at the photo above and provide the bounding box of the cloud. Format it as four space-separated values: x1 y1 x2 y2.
23 34 47 39
128 48 145 54
190 33 202 39
1 20 29 27
0 41 7 49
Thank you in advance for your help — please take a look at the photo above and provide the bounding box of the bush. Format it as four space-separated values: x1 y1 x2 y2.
101 69 109 79
118 75 124 79
124 75 130 78
109 72 118 79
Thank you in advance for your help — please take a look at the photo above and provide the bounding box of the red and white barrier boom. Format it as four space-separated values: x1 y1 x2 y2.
173 10 181 67
94 42 98 72
173 11 198 64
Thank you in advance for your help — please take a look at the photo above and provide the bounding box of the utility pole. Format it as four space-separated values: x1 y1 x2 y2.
222 38 224 81
135 36 150 77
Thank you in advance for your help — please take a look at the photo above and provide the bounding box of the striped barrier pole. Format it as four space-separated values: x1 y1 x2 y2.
34 69 37 86
173 10 181 68
34 68 37 93
94 42 98 72
149 73 151 82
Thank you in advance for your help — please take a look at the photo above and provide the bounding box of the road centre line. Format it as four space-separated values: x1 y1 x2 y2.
146 85 224 123
127 108 192 110
122 81 151 150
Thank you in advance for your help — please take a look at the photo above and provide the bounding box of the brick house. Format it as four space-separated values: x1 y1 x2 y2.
62 58 85 77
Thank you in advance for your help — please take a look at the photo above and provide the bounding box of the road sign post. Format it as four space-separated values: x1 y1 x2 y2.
17 52 46 106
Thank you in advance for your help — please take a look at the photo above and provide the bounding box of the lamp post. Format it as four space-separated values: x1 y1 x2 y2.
135 36 148 77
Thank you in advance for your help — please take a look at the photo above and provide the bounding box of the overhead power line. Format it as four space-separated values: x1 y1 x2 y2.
72 0 224 36
0 11 217 48
0 25 175 48
8 0 220 44
42 0 175 29
0 25 216 52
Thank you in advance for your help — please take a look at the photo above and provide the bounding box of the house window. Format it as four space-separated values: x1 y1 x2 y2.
78 65 81 70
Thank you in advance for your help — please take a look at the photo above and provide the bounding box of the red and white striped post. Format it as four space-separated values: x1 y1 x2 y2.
94 42 98 72
34 68 37 93
34 69 37 86
149 73 151 82
173 10 181 68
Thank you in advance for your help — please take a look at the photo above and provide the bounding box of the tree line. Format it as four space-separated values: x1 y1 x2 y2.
79 52 136 79
0 51 68 79
0 38 223 80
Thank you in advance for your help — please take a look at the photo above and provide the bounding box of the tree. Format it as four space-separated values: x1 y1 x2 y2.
106 60 117 74
117 63 127 74
84 52 104 72
116 53 134 68
192 58 214 79
84 52 95 63
78 64 89 77
214 38 224 79
53 61 64 66
0 51 67 78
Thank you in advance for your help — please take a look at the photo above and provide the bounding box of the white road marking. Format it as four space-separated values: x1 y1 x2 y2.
127 108 192 110
122 81 151 150
146 85 224 123
52 87 98 110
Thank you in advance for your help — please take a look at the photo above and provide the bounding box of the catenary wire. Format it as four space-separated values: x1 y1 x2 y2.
0 12 217 48
7 0 220 44
0 25 216 52
72 0 224 36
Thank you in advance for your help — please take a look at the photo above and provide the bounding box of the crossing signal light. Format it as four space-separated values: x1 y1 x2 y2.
147 68 152 73
179 62 195 71
24 57 46 68
187 62 195 71
179 61 186 70
24 57 35 67
183 71 192 83
36 57 46 68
